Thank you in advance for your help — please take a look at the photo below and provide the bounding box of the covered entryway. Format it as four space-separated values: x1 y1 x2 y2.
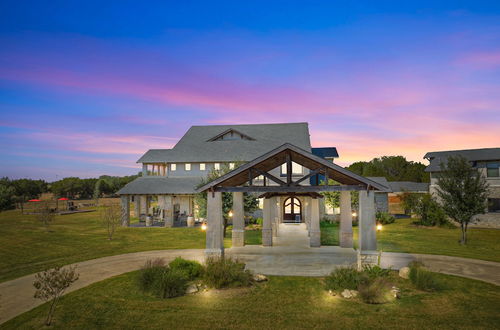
196 143 389 266
283 197 302 223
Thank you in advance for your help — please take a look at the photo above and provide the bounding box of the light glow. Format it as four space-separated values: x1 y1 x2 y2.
201 223 207 231
377 224 383 231
352 212 357 217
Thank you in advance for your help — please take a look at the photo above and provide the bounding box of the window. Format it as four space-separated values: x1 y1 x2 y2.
488 198 500 213
486 162 499 177
229 162 235 169
200 163 206 171
214 163 220 170
185 163 191 171
280 162 303 176
171 164 176 171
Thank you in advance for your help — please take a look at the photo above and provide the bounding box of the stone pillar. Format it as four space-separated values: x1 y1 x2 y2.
271 197 279 237
276 196 282 225
232 192 245 247
206 192 224 257
262 198 273 246
358 190 377 266
139 195 147 221
163 195 174 228
310 198 321 247
304 197 311 236
134 195 140 218
339 190 353 248
120 195 130 227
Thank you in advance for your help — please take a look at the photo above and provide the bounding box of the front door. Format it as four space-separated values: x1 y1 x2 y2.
283 197 302 223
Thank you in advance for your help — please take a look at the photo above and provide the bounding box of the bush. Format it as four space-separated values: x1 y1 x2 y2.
137 259 188 298
325 266 360 292
362 264 391 279
151 268 189 298
203 257 254 289
255 217 263 225
414 194 449 226
409 262 442 291
169 257 204 281
358 277 395 304
376 212 395 225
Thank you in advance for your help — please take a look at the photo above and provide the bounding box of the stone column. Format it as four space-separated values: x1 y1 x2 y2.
310 198 321 247
163 195 174 228
271 196 279 237
206 192 224 257
120 195 130 227
339 190 353 248
134 195 141 218
139 195 147 221
358 190 377 267
262 198 273 246
304 197 311 236
232 192 245 247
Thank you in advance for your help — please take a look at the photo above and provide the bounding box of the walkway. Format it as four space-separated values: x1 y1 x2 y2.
1 236 499 324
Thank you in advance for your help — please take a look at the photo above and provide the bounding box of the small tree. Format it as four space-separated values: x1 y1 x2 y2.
100 204 121 240
436 155 489 244
33 265 79 326
36 201 55 232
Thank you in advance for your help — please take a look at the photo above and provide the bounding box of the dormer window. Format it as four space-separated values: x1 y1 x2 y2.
207 129 255 142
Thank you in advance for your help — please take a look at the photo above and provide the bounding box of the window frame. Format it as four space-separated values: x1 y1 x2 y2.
214 163 220 170
185 163 191 171
171 164 176 171
200 163 206 171
486 162 499 177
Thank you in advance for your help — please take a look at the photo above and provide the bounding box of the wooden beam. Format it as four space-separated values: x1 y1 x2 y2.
286 152 292 185
253 168 287 186
248 168 253 186
213 185 367 193
293 169 320 186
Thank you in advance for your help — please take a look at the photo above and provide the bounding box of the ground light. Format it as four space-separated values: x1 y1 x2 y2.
228 211 233 217
352 212 357 217
201 223 207 231
377 224 383 231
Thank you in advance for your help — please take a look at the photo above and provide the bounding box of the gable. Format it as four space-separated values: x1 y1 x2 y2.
207 129 255 142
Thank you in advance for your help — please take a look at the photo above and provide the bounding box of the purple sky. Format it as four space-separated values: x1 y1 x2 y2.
1 1 499 181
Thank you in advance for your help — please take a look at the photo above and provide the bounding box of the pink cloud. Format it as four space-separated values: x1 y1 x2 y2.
456 51 500 68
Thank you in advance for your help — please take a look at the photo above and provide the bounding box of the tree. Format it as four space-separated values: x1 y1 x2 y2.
347 156 429 183
321 179 358 211
33 265 79 326
36 201 55 231
436 155 489 244
195 163 259 236
100 204 121 240
11 178 47 213
0 178 15 211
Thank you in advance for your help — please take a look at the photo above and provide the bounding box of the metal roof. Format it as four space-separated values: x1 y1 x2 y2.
137 123 312 163
117 176 201 195
388 181 429 193
366 177 391 192
424 148 500 172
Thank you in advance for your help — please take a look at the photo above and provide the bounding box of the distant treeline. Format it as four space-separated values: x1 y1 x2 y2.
346 156 429 183
0 174 140 211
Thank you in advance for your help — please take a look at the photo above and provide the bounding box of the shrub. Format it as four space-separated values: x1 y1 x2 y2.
151 267 189 298
409 262 442 291
255 217 263 225
414 194 449 226
203 257 254 289
169 257 204 281
358 277 394 304
325 266 360 292
137 259 166 292
376 212 395 225
362 264 391 279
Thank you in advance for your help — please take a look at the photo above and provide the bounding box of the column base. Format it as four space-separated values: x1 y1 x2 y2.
357 250 380 270
232 229 245 247
340 231 353 248
205 248 224 258
262 228 273 246
309 230 321 247
164 218 174 228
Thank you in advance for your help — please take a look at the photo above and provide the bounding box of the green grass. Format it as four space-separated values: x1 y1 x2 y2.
0 210 206 283
5 271 499 329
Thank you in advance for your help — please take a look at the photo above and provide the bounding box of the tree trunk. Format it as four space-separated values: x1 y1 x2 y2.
460 222 468 245
46 297 58 326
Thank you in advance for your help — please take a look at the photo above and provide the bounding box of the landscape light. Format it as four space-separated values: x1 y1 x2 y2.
351 212 357 217
201 223 207 231
228 211 233 217
377 224 383 231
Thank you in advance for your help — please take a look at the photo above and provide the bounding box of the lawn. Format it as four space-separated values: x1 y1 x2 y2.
4 271 499 329
1 210 499 283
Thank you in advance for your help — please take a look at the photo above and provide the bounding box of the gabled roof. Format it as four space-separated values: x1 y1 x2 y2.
197 143 390 193
424 147 500 172
117 177 201 195
137 122 312 163
388 181 429 193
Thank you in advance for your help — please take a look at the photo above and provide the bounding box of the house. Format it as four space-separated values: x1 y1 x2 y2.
424 148 500 227
117 123 339 225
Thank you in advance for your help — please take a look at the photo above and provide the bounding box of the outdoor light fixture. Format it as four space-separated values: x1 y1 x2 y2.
228 211 233 217
201 223 207 231
352 212 357 217
377 224 383 231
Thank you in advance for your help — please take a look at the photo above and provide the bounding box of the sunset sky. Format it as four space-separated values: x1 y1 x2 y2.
1 1 499 181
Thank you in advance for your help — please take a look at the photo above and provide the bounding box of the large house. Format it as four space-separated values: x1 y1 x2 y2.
118 123 338 225
424 148 500 226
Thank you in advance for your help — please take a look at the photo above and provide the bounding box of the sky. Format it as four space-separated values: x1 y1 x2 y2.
1 1 499 181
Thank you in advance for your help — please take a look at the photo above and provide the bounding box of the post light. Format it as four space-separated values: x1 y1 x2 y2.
201 223 207 231
377 224 383 231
